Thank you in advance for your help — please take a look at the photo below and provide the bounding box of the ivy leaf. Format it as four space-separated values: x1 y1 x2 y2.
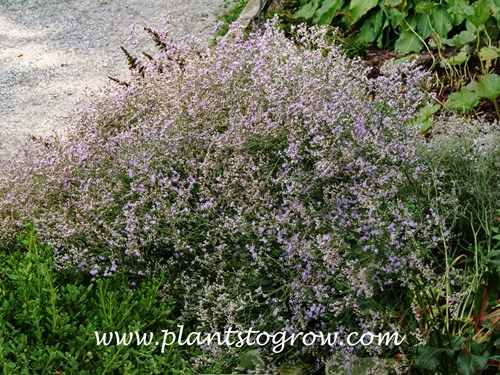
349 0 378 24
395 29 424 54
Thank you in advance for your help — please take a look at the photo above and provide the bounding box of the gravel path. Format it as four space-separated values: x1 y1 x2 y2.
0 0 229 160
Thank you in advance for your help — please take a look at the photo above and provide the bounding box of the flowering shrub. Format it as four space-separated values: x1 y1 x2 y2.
3 20 498 372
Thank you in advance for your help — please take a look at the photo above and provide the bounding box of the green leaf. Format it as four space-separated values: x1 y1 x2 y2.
415 0 433 14
377 17 390 48
419 104 441 119
294 0 321 19
479 46 500 61
443 51 470 65
486 250 500 257
469 0 492 27
386 7 405 29
468 74 500 100
442 30 476 47
448 2 474 17
417 13 432 39
395 29 424 54
239 349 265 370
313 0 345 24
359 8 384 43
429 5 453 37
457 352 488 375
445 91 480 111
349 0 378 24
416 346 446 370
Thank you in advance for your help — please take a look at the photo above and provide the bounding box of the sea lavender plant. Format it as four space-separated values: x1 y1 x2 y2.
0 19 478 371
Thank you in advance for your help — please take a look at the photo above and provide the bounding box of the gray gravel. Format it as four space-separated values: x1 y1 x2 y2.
0 0 230 160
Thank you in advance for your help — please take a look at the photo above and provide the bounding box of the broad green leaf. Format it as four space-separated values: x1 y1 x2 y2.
294 0 321 19
359 8 384 43
349 0 378 24
419 104 441 119
416 346 446 370
313 0 345 24
445 91 480 111
407 13 419 29
451 336 468 351
442 30 476 47
457 352 488 375
443 51 470 65
465 20 478 33
469 0 492 27
447 0 471 24
280 365 307 375
394 55 419 65
395 29 424 54
419 118 433 132
386 7 405 29
448 3 474 17
411 104 440 132
377 17 390 48
415 0 433 14
429 5 453 37
470 74 500 100
417 13 432 39
479 46 500 61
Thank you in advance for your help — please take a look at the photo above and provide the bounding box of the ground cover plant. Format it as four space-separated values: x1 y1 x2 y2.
0 223 194 374
0 18 499 373
273 0 500 122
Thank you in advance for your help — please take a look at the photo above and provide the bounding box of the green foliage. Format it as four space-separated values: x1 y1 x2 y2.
292 0 500 118
446 74 500 117
293 0 499 54
0 224 193 374
408 118 500 374
216 0 250 37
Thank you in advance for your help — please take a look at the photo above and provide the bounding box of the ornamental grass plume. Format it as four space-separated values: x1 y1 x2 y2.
3 19 492 370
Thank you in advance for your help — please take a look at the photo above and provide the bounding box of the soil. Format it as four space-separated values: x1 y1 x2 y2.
0 0 230 161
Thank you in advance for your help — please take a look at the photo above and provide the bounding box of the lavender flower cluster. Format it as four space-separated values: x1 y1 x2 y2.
3 21 489 369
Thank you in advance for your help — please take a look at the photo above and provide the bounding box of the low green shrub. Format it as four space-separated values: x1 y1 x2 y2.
0 223 193 374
